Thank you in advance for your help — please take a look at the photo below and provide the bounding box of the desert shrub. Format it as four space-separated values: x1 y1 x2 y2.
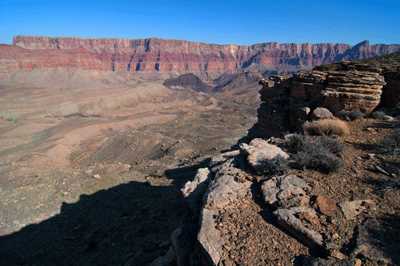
383 128 400 155
260 154 289 175
286 133 345 154
289 135 344 173
303 119 349 136
394 117 400 128
337 110 349 120
294 149 343 173
348 110 364 121
317 135 345 154
285 133 308 149
338 110 364 121
371 111 391 121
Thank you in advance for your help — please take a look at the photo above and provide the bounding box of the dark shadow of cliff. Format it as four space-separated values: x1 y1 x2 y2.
0 176 190 266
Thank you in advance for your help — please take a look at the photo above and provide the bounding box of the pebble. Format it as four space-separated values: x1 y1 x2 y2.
223 245 231 252
93 174 101 179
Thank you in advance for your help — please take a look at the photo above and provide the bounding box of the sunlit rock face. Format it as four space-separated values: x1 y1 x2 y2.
10 36 400 79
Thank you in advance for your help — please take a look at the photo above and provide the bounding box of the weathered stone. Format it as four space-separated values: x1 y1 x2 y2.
196 208 224 266
312 107 334 120
314 195 339 217
351 218 400 265
338 200 375 220
261 174 311 208
181 168 212 198
239 138 289 175
273 206 324 251
196 157 252 266
328 249 347 260
297 210 319 225
209 150 240 168
204 198 230 210
92 174 101 179
181 168 214 216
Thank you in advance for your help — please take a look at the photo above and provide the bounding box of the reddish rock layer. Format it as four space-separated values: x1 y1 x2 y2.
11 36 400 77
0 44 104 71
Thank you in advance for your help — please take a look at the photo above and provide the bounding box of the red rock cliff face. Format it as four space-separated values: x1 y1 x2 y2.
9 36 400 78
0 44 104 72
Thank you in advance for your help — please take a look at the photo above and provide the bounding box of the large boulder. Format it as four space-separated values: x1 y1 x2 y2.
311 107 334 120
239 138 289 175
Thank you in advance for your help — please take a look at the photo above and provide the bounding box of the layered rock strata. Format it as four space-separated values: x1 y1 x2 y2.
0 44 104 72
8 36 400 80
255 59 396 138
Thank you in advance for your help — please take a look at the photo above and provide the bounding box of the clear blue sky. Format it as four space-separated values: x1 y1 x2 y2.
0 0 399 46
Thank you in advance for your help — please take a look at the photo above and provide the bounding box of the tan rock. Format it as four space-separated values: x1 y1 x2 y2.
338 200 375 220
239 138 289 175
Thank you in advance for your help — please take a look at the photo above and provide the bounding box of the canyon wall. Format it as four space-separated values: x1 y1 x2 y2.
8 36 400 80
0 44 104 72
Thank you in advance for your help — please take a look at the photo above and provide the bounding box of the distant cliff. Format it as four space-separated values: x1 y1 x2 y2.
5 36 400 80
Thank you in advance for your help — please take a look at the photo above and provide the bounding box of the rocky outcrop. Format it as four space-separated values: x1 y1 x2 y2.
8 36 400 80
255 55 400 138
173 139 386 265
296 69 386 114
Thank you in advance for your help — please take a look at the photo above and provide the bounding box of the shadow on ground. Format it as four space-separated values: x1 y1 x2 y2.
0 177 187 266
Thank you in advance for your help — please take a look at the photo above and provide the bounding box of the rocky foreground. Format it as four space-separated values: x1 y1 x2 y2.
163 54 400 266
172 117 400 265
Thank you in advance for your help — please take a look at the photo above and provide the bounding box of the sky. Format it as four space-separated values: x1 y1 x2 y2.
0 0 399 46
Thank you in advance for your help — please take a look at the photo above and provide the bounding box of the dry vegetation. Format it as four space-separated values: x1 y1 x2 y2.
303 119 349 136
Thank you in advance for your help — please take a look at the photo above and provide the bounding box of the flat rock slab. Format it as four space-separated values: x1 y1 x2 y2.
181 168 213 216
239 138 289 174
274 206 324 251
262 174 311 208
338 200 374 220
196 156 252 266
